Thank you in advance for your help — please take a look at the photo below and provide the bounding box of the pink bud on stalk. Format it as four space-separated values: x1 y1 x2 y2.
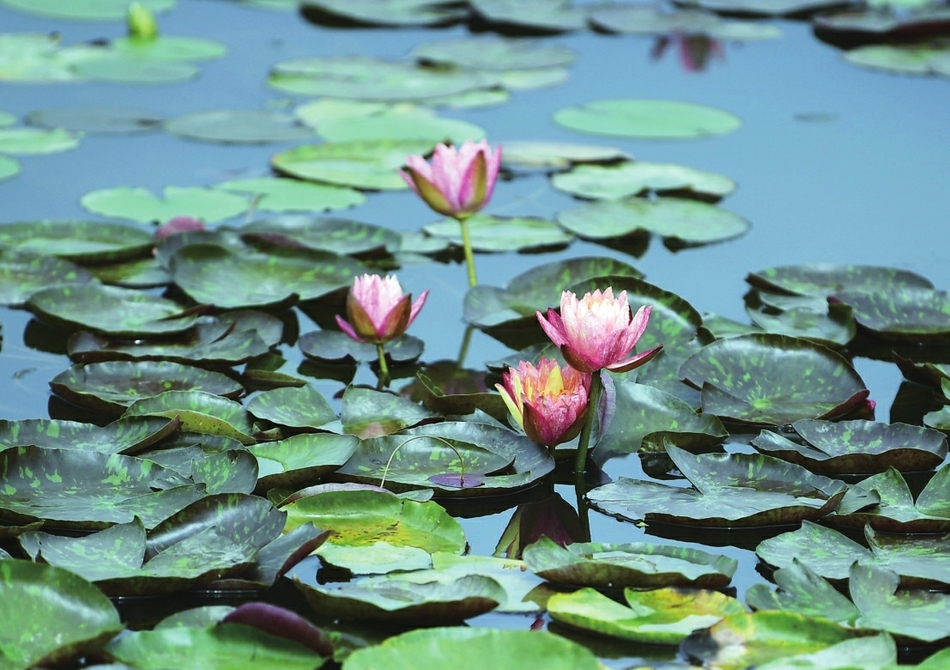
336 274 428 345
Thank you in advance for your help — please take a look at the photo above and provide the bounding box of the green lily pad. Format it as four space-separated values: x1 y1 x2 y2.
678 333 869 425
756 520 950 588
744 294 856 348
548 586 745 644
247 385 336 430
316 540 433 574
0 155 19 181
336 421 554 496
215 178 365 214
0 559 123 669
500 140 629 170
0 0 175 20
340 385 440 439
523 535 737 589
110 36 226 62
303 103 485 144
239 215 399 255
407 364 507 422
27 284 200 336
832 287 950 343
830 465 950 533
272 139 434 190
746 264 933 297
588 444 846 527
294 573 504 624
0 219 154 263
813 7 950 40
554 99 741 139
552 160 736 201
269 55 493 100
470 0 589 32
250 433 360 493
123 390 256 445
168 244 364 309
300 0 467 27
0 416 180 455
0 33 100 83
81 186 249 223
746 558 862 623
673 0 842 17
844 44 950 78
557 197 750 246
107 623 326 670
751 420 948 474
299 330 425 364
71 54 201 84
423 214 573 252
411 36 575 70
0 127 80 154
0 249 97 306
0 447 206 530
428 553 547 613
26 104 164 133
165 110 315 144
590 5 783 39
84 254 171 288
50 360 244 415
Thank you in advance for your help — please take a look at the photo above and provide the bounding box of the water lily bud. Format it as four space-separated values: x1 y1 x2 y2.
127 2 159 40
335 274 428 344
399 139 502 219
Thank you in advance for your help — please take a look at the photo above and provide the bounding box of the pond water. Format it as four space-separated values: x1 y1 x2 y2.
1 0 949 666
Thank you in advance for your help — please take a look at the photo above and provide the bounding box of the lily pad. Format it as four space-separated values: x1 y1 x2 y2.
587 444 847 527
247 385 336 430
746 264 933 297
554 99 741 139
552 160 736 201
272 139 434 190
165 110 314 144
81 186 249 223
0 0 175 20
744 295 856 348
300 0 467 27
215 178 365 214
340 385 440 438
0 416 180 455
0 127 80 154
832 287 950 343
673 0 843 17
0 33 100 83
71 55 200 84
813 7 950 41
423 214 573 252
26 104 164 133
428 553 547 613
123 390 256 445
250 433 360 493
591 5 783 39
239 214 399 256
299 330 424 364
678 333 869 425
557 197 750 246
844 44 950 78
523 535 737 589
0 219 154 263
746 558 862 623
500 140 629 169
304 103 485 144
0 155 19 181
0 560 123 669
548 586 745 644
0 249 97 306
411 36 575 70
469 0 589 33
110 36 226 62
751 420 947 474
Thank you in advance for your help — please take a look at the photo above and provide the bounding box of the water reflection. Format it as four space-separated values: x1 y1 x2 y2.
650 33 725 72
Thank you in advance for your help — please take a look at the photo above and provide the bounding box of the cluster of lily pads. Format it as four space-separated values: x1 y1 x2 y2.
2 0 950 668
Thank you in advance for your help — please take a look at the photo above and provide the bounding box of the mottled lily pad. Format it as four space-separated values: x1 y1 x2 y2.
548 586 745 645
250 433 360 493
247 385 336 430
0 219 153 263
298 330 424 365
678 333 869 425
81 186 249 223
832 287 950 343
165 110 314 144
746 264 933 297
340 385 440 439
49 360 245 416
411 36 575 70
0 249 97 306
26 104 164 133
523 535 737 589
744 294 856 348
587 444 847 527
554 99 741 139
751 420 947 474
830 464 950 533
423 214 573 252
0 560 124 669
557 197 750 246
552 160 736 201
0 0 175 20
239 214 399 255
429 553 547 613
0 416 180 455
272 139 434 190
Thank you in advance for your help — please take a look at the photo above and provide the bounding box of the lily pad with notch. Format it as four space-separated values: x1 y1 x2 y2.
250 433 360 494
122 390 257 445
272 139 434 190
340 386 440 439
81 186 249 224
0 219 154 263
423 214 573 252
831 287 950 343
299 330 424 365
165 110 314 144
552 160 736 201
247 384 337 430
239 214 399 256
554 99 741 139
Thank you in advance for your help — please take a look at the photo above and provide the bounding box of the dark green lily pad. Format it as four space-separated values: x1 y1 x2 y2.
251 433 360 493
844 44 950 78
300 0 467 27
50 360 244 415
107 623 326 670
84 254 171 288
26 104 164 133
830 465 950 533
165 110 314 144
299 330 424 364
557 197 750 246
0 0 175 20
756 520 950 588
71 55 201 84
746 264 934 297
925 405 950 432
123 390 256 445
269 55 493 100
751 420 947 474
272 139 434 190
552 160 736 201
813 7 950 40
0 447 206 530
554 99 741 139
673 0 843 17
81 186 249 223
470 0 589 33
588 444 847 527
168 244 364 309
0 155 18 181
411 36 575 70
523 535 737 589
216 178 365 214
746 558 862 623
0 126 80 154
27 284 200 336
0 249 97 306
744 295 856 348
548 586 745 645
0 219 153 263
336 421 554 496
591 5 783 39
0 560 123 669
406 363 507 422
295 573 504 624
500 140 629 170
340 385 440 439
423 214 573 252
239 215 399 256
247 385 336 430
678 333 869 425
0 416 180 455
832 287 950 343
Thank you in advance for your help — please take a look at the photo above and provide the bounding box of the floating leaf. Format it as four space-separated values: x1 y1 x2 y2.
316 540 433 574
470 0 589 32
247 385 336 430
250 433 361 493
590 5 782 39
554 99 741 139
300 0 467 27
123 390 256 445
746 558 862 623
0 0 175 20
673 0 842 17
110 36 226 62
340 385 440 438
746 264 933 297
304 103 485 144
0 219 153 263
423 214 573 252
844 44 950 78
299 330 424 364
833 287 950 343
0 416 179 455
744 294 856 348
272 139 434 190
411 36 575 70
552 160 736 201
81 186 249 223
215 178 365 214
500 140 629 170
71 55 200 84
429 553 547 613
239 214 398 255
26 104 164 133
830 465 950 533
165 110 314 144
0 249 97 306
0 127 80 154
813 7 950 41
0 155 19 181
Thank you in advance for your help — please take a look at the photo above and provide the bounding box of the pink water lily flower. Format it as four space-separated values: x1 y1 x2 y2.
496 357 591 448
537 288 662 374
336 274 428 344
399 139 502 219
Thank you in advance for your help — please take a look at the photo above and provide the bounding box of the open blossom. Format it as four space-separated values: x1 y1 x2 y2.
537 288 662 374
335 274 428 344
496 357 591 447
399 139 502 219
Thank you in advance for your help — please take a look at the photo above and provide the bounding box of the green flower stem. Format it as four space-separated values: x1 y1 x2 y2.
457 214 478 287
575 483 591 542
574 371 603 475
375 343 390 389
457 325 473 366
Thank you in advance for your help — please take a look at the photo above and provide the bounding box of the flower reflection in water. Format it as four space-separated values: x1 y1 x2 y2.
651 33 724 72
